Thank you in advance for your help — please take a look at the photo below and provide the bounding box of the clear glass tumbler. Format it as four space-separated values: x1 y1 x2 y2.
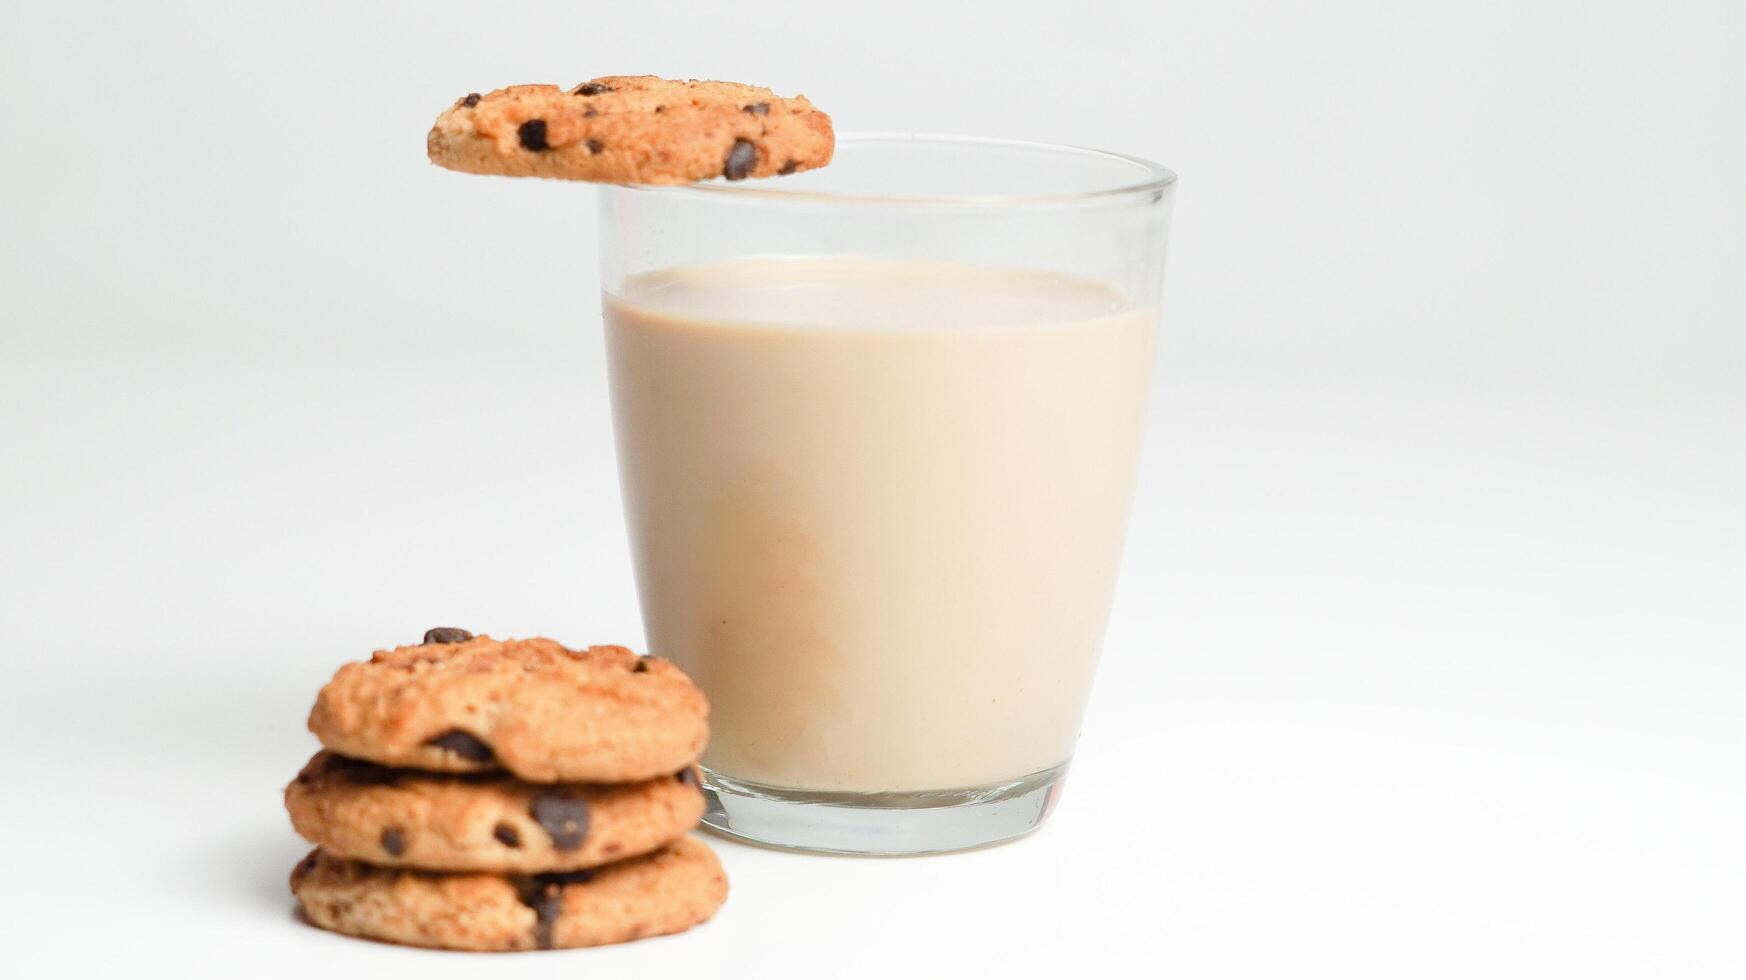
598 135 1175 854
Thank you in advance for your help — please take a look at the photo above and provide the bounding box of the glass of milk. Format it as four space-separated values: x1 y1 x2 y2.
598 135 1175 854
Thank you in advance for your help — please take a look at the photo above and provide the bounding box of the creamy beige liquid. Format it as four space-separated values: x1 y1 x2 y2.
605 258 1156 792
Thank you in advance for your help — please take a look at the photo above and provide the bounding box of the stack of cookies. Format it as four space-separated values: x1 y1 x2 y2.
284 629 727 951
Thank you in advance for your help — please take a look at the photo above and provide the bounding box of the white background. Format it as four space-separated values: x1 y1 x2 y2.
2 1 1742 976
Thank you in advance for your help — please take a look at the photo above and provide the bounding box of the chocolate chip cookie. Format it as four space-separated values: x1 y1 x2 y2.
285 751 706 872
306 634 709 783
291 836 728 951
426 75 833 184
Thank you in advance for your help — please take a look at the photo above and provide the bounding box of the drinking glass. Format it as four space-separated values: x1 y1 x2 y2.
598 134 1175 854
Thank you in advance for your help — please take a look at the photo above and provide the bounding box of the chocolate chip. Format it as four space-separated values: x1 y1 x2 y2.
724 139 757 180
318 753 507 788
778 159 798 175
511 878 562 949
573 82 612 96
294 852 319 878
632 659 649 673
531 794 590 850
743 102 769 116
586 138 604 154
425 729 494 763
518 120 550 151
540 869 595 886
510 876 543 902
323 754 407 786
653 105 665 113
583 106 598 118
422 627 473 645
509 870 597 948
494 823 521 848
380 827 406 857
460 93 481 108
677 767 698 787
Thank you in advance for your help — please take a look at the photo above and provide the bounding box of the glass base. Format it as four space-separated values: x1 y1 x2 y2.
698 762 1069 855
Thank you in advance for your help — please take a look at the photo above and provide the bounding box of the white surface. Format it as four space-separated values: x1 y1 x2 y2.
2 2 1743 977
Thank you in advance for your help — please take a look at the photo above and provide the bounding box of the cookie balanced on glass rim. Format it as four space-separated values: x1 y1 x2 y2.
427 75 834 184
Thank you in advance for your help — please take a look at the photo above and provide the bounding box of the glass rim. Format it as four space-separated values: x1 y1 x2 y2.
612 132 1177 207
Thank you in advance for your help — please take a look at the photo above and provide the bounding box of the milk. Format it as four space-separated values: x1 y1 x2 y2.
605 257 1156 792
